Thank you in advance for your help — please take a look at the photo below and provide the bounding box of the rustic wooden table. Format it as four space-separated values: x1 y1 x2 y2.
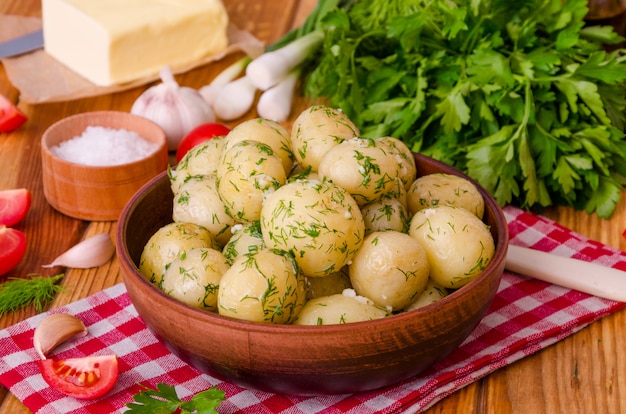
1 0 625 413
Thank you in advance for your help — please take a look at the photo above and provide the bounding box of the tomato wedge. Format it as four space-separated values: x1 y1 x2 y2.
0 93 27 133
0 188 31 226
176 122 231 163
0 225 26 276
38 355 119 400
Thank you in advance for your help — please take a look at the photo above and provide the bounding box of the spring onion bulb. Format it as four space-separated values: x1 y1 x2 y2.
213 75 258 120
256 68 300 122
199 56 252 107
246 30 324 91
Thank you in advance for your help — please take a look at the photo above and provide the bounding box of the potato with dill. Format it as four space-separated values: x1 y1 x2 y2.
349 231 430 311
222 118 294 175
172 174 235 247
216 139 286 223
293 290 388 326
217 249 306 323
139 222 215 286
260 179 364 278
409 205 494 289
305 266 352 301
290 105 360 171
407 173 485 218
161 247 229 311
318 137 405 206
170 136 225 194
222 221 265 265
360 196 410 235
376 136 416 190
405 279 449 311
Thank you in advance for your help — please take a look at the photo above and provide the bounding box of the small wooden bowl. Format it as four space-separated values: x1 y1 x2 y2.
117 153 509 395
41 111 168 221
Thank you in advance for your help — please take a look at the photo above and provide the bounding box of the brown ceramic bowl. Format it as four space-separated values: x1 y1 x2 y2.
41 111 168 221
117 153 508 395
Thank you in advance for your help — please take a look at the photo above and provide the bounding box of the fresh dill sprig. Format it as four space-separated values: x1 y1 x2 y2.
0 273 65 316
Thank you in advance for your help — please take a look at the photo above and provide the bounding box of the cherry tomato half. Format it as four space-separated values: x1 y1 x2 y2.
0 188 32 227
176 122 231 163
0 93 27 133
38 354 119 400
0 225 26 276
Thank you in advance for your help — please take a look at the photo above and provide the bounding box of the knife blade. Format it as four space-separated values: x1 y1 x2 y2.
0 29 44 59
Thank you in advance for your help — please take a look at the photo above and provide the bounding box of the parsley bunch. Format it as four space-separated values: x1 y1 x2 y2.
303 0 626 217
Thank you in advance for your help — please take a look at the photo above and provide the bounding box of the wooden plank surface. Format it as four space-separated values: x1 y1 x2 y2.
1 0 625 413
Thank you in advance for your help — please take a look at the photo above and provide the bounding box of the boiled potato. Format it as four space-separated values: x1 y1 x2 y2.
222 221 265 265
216 139 286 223
260 179 364 277
407 173 485 218
293 290 388 325
172 174 235 247
305 266 352 301
291 105 359 171
409 205 494 289
217 249 306 323
404 279 449 311
361 196 410 235
161 247 230 311
318 137 403 206
171 136 225 194
139 222 215 286
223 118 294 174
349 231 430 311
377 136 417 190
288 163 321 182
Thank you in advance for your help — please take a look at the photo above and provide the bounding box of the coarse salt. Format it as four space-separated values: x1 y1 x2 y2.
51 126 159 166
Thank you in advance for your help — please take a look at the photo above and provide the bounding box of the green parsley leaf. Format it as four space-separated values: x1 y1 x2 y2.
125 383 225 414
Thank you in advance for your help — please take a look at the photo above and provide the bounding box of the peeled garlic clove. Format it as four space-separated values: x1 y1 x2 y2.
42 232 115 269
131 66 215 151
33 313 88 359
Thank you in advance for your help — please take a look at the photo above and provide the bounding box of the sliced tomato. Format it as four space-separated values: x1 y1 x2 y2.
0 188 31 226
176 122 231 163
38 354 119 400
0 225 26 276
0 93 27 133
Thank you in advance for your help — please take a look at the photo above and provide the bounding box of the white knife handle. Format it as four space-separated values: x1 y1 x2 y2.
505 244 626 302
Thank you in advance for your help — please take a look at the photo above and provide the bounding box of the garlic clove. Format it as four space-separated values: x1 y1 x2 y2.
42 232 115 269
33 313 88 359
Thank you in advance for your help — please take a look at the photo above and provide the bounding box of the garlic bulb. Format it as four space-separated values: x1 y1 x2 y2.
33 313 88 359
131 66 215 151
42 232 115 269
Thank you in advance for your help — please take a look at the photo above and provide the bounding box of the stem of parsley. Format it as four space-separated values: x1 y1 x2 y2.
0 274 65 316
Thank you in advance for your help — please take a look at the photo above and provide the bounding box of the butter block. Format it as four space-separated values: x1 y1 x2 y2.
42 0 229 86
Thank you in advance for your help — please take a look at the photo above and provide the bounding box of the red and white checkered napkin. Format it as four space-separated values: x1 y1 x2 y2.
1 206 625 414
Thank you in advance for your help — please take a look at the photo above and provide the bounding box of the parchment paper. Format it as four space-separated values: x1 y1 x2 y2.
0 15 265 104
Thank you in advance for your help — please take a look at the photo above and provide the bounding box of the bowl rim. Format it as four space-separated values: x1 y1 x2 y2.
116 151 509 334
